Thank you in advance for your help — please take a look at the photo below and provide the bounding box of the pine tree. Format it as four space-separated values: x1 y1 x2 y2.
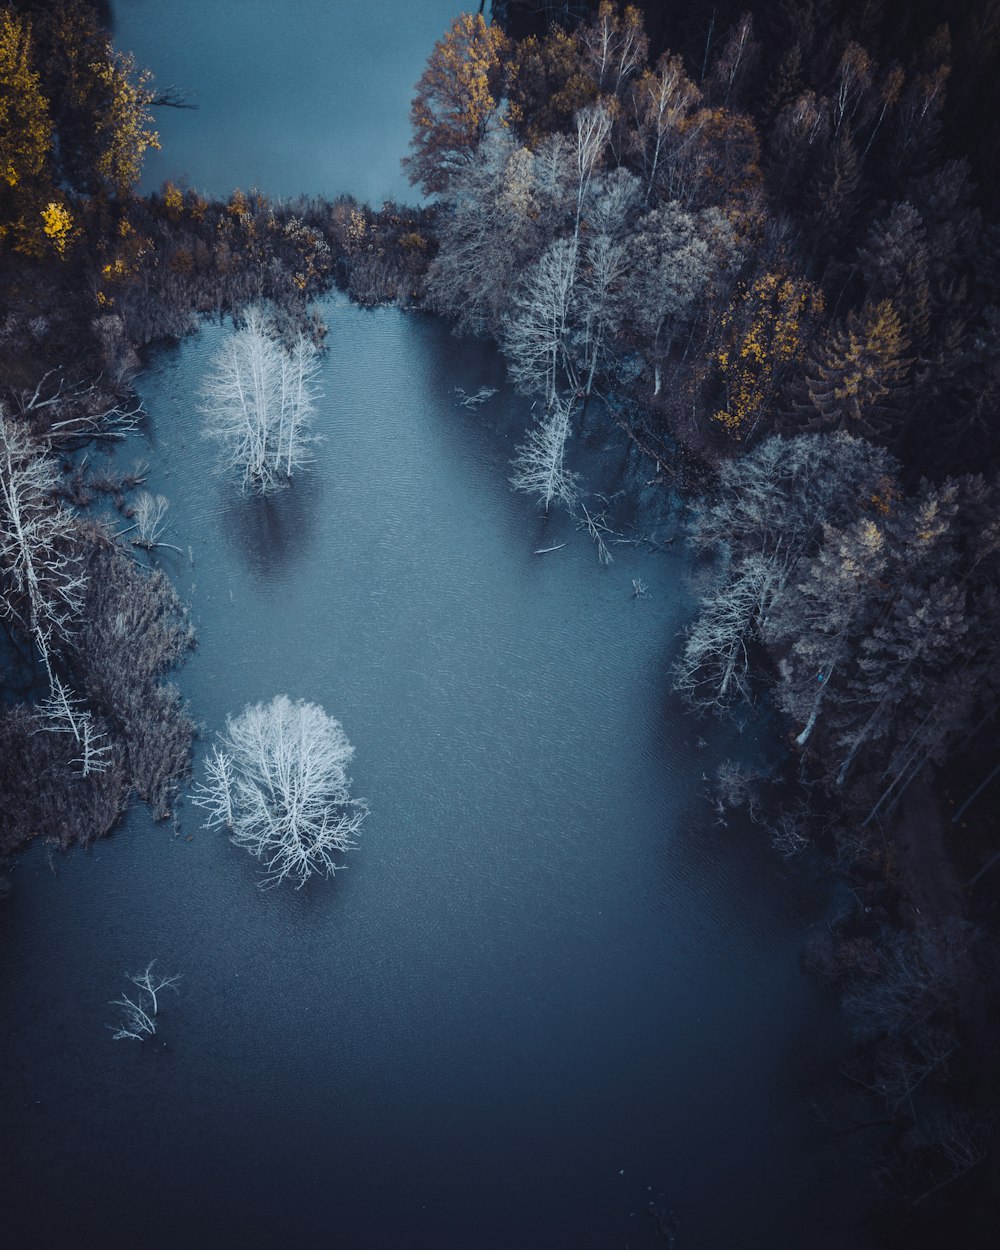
858 202 932 350
800 299 912 441
809 130 863 254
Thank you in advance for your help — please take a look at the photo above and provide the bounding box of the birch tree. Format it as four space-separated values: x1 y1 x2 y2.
509 396 579 515
0 408 86 680
193 695 367 889
580 1 648 98
200 307 321 494
627 53 702 201
571 102 612 244
501 238 580 406
425 131 541 335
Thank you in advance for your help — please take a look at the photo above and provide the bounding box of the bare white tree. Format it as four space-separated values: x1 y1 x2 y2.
37 676 113 777
108 961 182 1042
193 695 367 888
627 52 702 200
509 397 579 516
19 370 141 443
572 103 612 244
426 131 542 335
200 307 321 494
673 555 773 712
627 205 727 395
0 409 86 681
580 1 648 97
501 239 580 407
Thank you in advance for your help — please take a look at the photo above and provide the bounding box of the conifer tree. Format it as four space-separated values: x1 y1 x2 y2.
809 131 862 254
858 202 932 350
800 299 912 441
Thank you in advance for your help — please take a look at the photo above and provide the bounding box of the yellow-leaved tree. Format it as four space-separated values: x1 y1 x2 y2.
405 13 509 196
712 271 824 441
88 48 159 198
0 10 56 256
33 1 158 198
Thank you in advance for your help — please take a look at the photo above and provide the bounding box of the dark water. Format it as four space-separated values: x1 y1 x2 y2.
0 6 873 1249
111 0 466 203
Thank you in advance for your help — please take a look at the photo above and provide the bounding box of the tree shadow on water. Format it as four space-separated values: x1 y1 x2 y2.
217 472 322 583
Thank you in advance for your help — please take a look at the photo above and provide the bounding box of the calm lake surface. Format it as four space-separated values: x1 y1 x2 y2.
0 5 873 1248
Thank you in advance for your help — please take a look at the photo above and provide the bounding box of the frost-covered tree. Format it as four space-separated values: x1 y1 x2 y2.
673 554 773 711
200 307 321 495
765 516 887 747
509 396 579 515
501 238 580 406
425 131 542 335
675 433 893 714
571 102 612 244
627 204 726 395
193 695 366 888
0 409 86 679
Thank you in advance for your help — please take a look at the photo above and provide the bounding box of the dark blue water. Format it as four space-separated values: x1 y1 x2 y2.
112 0 466 203
0 7 874 1249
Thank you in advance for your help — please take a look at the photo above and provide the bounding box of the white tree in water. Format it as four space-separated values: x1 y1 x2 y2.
193 695 366 888
108 962 182 1042
509 396 579 516
200 307 321 494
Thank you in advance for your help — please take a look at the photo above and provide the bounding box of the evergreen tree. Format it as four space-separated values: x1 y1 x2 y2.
800 299 912 440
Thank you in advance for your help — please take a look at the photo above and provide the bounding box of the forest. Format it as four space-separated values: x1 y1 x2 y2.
1 0 998 1244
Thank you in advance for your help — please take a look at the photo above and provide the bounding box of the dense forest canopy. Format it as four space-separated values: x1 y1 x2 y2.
402 1 1000 1232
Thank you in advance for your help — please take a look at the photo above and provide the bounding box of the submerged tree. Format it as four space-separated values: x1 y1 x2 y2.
193 695 367 889
200 307 321 495
108 961 181 1042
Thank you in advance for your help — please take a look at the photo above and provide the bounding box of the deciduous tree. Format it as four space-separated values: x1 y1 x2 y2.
0 9 55 256
200 306 321 494
509 394 579 514
194 695 367 889
405 13 509 196
0 409 86 680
